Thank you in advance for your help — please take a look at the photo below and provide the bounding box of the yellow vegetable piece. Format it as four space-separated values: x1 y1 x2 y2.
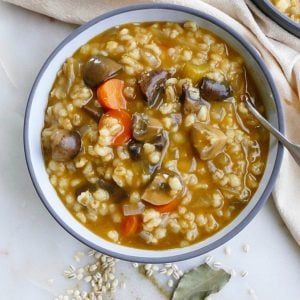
182 62 210 83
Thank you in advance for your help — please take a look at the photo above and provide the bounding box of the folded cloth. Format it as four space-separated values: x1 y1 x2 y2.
3 0 300 245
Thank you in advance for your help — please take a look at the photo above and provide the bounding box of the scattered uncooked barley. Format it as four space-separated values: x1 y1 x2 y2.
168 279 174 288
205 255 213 264
58 250 120 299
242 243 250 253
240 270 249 278
213 262 222 270
224 245 231 256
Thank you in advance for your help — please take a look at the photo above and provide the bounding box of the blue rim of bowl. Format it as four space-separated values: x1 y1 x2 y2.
23 3 284 263
251 0 300 38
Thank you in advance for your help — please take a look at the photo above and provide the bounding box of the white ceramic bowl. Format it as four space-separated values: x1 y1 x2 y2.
24 4 284 263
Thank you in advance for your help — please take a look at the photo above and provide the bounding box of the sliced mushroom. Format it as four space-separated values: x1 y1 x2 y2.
199 77 232 102
51 129 81 162
132 113 163 142
83 55 122 88
127 139 143 161
97 179 128 202
82 99 104 122
142 170 185 206
191 123 227 160
139 70 169 107
182 82 210 114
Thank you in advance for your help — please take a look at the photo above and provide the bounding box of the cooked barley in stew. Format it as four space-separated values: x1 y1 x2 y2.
271 0 300 22
42 22 269 249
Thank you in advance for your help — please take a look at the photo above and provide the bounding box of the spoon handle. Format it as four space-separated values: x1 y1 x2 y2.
244 96 300 167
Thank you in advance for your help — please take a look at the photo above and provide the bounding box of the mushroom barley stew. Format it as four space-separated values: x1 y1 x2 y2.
42 22 269 249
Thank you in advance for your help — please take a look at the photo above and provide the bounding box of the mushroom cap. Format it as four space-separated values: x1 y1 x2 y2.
199 77 233 102
142 170 185 206
83 55 122 88
132 113 163 142
51 129 81 162
139 70 169 107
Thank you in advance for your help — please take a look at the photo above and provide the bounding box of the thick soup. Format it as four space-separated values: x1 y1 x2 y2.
42 22 269 250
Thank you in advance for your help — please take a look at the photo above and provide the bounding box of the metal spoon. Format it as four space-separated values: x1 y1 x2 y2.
244 95 300 167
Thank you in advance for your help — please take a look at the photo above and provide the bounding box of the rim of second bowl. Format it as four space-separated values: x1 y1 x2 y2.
23 3 284 263
251 0 300 38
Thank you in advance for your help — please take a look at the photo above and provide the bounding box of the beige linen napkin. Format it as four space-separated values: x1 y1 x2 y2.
4 0 300 245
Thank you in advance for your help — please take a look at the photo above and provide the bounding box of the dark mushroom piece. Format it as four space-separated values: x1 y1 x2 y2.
75 179 128 202
97 179 128 202
51 129 81 162
182 82 210 114
139 70 169 107
82 99 104 122
142 170 185 206
199 77 233 102
132 113 163 142
127 139 143 161
83 55 122 88
191 123 227 160
75 182 95 198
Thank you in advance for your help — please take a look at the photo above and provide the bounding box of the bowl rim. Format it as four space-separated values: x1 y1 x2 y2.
23 3 284 263
251 0 300 38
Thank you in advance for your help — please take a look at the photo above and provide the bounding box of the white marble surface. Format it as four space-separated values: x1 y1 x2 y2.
0 2 300 299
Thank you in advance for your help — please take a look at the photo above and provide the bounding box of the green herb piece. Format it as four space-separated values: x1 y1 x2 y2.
171 263 231 300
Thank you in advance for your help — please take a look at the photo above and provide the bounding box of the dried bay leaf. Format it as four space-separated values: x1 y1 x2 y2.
171 263 231 300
